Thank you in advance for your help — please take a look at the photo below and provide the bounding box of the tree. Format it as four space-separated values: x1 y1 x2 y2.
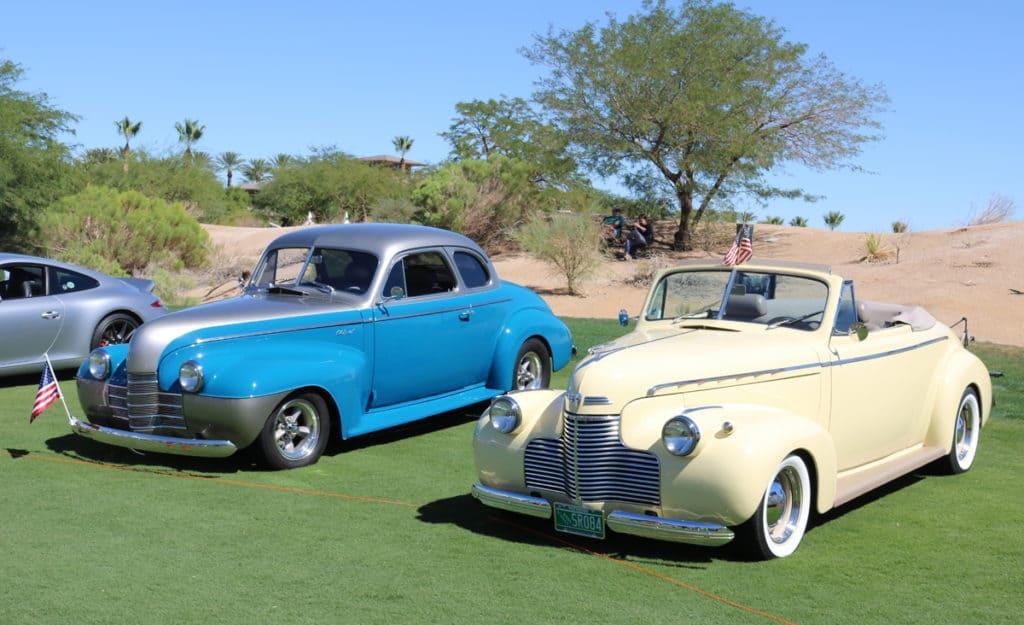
0 58 78 251
823 211 845 230
762 215 783 225
789 216 808 227
442 97 578 185
525 0 887 249
114 116 142 172
514 214 601 295
272 153 294 170
891 220 908 233
243 158 270 183
392 136 414 169
174 118 205 166
215 151 243 188
83 147 119 165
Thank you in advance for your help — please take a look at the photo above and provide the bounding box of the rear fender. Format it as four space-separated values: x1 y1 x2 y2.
924 347 992 450
487 308 573 390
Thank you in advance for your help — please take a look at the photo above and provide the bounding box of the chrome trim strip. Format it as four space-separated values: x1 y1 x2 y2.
471 483 552 519
374 298 512 323
606 511 735 546
70 417 237 458
582 396 611 406
647 335 948 396
195 318 367 345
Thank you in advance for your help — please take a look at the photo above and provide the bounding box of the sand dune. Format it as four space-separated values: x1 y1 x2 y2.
201 221 1024 346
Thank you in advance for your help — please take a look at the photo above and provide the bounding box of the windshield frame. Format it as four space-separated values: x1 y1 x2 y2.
249 246 315 291
643 267 833 332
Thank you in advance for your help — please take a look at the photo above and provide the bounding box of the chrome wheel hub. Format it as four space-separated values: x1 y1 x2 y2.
272 399 320 461
766 466 803 544
515 352 544 390
955 399 976 462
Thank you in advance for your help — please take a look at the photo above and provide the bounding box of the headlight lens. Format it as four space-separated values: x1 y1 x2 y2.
88 349 110 380
489 396 521 433
662 415 700 456
178 360 204 393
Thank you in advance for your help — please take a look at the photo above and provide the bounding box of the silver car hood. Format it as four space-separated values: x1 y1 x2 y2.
127 294 354 373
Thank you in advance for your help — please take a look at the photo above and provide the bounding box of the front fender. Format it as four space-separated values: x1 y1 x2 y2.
161 333 371 439
77 344 130 381
474 389 565 491
620 396 837 525
488 308 573 389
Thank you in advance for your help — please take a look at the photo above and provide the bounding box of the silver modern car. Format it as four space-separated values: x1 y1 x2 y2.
0 253 168 375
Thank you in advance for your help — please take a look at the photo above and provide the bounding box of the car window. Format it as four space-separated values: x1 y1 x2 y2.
253 247 311 287
402 251 457 298
0 264 46 300
382 263 406 298
48 267 99 294
833 282 857 335
306 248 379 295
453 251 490 288
646 270 731 320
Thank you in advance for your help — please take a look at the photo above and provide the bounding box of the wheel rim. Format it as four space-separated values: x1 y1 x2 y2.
765 465 803 545
272 399 321 461
98 318 138 347
955 394 979 467
515 351 544 390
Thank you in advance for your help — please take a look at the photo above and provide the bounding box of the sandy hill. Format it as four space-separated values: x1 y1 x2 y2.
200 221 1024 347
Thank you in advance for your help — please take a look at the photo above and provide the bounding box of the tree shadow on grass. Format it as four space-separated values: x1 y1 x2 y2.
325 403 484 455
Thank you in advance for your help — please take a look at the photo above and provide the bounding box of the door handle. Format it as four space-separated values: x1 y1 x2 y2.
41 311 60 320
458 310 474 321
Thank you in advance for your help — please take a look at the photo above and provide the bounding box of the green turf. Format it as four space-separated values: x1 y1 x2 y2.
1 320 1021 625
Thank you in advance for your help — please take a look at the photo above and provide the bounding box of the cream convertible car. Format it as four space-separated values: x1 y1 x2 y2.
471 261 991 559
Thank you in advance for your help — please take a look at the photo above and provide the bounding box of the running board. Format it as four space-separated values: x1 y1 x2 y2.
834 445 947 508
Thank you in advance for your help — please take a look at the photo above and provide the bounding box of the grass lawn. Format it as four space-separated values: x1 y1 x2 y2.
1 319 1021 625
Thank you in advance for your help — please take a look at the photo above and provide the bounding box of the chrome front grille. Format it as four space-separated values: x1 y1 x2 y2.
107 373 185 432
523 414 661 506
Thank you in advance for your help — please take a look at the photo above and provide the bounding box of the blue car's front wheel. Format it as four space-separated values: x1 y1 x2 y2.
256 392 331 470
513 339 551 391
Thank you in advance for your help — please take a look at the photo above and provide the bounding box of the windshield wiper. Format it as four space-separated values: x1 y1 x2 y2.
302 280 335 295
767 309 825 330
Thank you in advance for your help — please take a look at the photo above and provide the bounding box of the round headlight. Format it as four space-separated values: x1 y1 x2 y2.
489 396 521 434
178 360 204 393
662 415 701 456
88 349 111 380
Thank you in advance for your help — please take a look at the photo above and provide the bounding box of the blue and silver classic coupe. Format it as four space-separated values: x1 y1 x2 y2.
73 224 574 468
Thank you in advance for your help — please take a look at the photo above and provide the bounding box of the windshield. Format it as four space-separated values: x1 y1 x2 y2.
252 247 379 295
646 269 829 331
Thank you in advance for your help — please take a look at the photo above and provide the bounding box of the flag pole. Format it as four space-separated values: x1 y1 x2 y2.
43 353 75 426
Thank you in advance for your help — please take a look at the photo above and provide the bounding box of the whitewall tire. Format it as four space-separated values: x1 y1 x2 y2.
741 454 812 559
948 389 981 474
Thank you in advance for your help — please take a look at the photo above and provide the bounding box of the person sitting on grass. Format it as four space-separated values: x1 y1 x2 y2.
601 207 626 244
624 215 655 260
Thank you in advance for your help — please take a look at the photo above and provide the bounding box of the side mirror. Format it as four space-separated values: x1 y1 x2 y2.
238 270 251 290
851 322 869 341
618 308 629 327
389 286 405 300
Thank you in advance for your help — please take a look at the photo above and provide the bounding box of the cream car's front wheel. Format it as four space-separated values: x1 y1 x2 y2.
946 388 980 474
739 454 812 559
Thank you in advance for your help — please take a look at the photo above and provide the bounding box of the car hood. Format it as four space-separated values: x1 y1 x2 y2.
126 293 357 373
565 325 825 415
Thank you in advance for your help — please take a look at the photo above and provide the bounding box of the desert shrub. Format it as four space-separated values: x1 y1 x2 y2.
862 233 889 262
253 154 408 225
789 216 808 227
39 186 210 275
967 193 1015 225
514 213 601 295
762 215 784 225
78 152 249 225
823 210 845 230
692 213 737 253
372 197 419 224
143 265 198 308
891 220 908 233
623 251 674 288
412 156 546 251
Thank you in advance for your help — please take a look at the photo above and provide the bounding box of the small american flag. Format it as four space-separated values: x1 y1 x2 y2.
724 223 754 266
31 359 60 423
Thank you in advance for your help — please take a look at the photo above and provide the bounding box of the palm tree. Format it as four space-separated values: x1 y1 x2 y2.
392 135 414 169
891 220 909 233
272 153 293 169
738 210 757 224
114 116 142 172
242 158 270 183
174 118 205 166
823 211 845 231
762 215 783 225
216 151 244 188
789 216 808 227
83 147 119 165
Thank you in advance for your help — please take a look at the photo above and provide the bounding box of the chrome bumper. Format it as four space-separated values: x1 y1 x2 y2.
70 416 237 458
471 483 734 546
471 483 552 518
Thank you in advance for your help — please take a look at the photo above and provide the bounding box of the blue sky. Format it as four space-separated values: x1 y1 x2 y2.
2 1 1021 231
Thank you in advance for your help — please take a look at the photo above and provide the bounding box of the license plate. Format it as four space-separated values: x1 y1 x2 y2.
553 502 605 539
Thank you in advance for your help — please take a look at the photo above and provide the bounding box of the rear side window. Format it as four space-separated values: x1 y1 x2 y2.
453 251 490 288
402 251 457 298
48 267 99 294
